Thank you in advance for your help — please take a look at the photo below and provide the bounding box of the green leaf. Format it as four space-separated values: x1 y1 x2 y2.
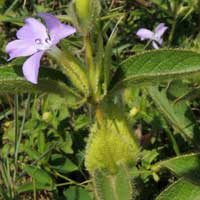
156 178 200 200
74 114 90 131
17 181 53 193
50 154 78 173
112 50 200 90
167 80 190 100
93 165 133 200
63 186 92 200
24 165 54 186
147 86 199 140
58 132 73 154
0 65 82 106
153 153 200 182
25 148 40 160
0 14 23 25
104 21 118 92
141 149 159 169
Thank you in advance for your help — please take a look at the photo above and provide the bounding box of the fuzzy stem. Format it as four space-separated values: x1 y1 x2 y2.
168 17 177 44
84 35 95 96
33 178 36 200
95 105 106 129
169 1 180 44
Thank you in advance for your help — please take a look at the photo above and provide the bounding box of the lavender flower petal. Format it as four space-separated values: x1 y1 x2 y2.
22 51 44 84
17 18 49 41
155 23 168 38
38 13 61 34
152 41 159 49
155 23 165 32
38 13 76 44
157 38 163 45
6 39 37 60
51 24 76 44
136 28 154 41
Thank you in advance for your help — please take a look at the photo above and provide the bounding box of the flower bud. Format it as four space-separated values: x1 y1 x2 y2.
85 126 137 173
42 112 52 122
85 109 139 173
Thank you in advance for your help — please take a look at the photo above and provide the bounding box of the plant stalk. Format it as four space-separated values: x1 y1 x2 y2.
84 35 96 96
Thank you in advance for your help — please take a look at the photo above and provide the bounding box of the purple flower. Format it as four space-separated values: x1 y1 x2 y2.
6 13 76 84
136 23 168 49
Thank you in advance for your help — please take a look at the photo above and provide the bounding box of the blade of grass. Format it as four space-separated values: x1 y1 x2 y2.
14 94 30 174
13 94 19 184
5 0 20 14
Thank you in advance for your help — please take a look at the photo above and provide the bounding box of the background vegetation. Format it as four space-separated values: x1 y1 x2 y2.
1 0 200 199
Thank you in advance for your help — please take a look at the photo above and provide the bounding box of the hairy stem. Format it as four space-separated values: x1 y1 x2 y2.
84 35 95 96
